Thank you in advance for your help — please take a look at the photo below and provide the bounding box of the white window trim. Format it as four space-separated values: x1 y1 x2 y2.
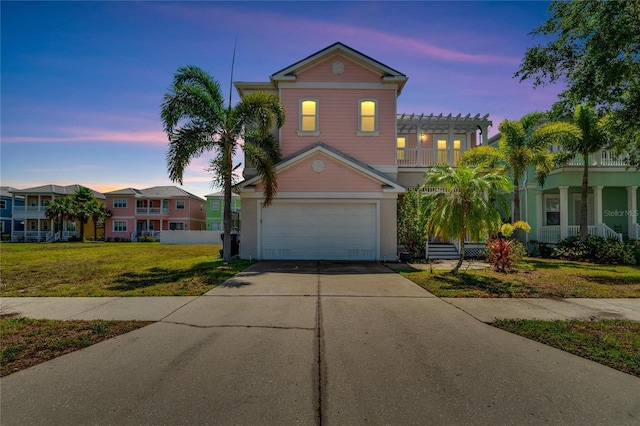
0 200 6 209
544 194 561 226
175 200 186 210
210 200 221 210
113 220 128 233
113 198 127 208
357 99 380 136
297 99 320 136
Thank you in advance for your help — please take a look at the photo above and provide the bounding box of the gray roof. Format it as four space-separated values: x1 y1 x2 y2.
205 191 240 199
9 184 105 199
105 186 205 201
0 186 20 198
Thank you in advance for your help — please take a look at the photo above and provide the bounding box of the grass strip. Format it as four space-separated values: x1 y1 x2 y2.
1 314 152 376
493 319 640 377
401 258 640 298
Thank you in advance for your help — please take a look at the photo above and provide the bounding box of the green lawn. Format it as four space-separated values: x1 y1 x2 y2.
0 242 252 296
401 258 640 298
493 319 640 377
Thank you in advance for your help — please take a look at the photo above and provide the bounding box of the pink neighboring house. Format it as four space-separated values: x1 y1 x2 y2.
236 42 491 261
104 186 206 241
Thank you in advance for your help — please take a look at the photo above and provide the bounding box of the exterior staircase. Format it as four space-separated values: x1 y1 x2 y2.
426 243 459 260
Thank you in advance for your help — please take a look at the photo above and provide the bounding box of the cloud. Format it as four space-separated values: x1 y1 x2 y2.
152 3 519 66
3 128 168 145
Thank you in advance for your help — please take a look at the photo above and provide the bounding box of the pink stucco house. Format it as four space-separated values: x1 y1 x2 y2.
104 186 206 241
236 42 491 260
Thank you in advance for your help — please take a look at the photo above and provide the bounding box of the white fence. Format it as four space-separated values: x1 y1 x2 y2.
160 230 223 245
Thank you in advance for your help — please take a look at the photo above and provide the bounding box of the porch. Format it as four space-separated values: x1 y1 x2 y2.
535 185 638 243
11 230 80 242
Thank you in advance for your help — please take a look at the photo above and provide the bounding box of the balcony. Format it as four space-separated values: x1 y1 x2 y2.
397 148 461 168
135 207 169 215
557 150 628 168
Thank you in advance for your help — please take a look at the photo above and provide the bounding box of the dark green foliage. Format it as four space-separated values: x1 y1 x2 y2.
552 236 640 265
397 189 426 257
516 0 640 166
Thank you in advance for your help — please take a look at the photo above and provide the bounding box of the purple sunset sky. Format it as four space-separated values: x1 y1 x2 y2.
1 1 563 198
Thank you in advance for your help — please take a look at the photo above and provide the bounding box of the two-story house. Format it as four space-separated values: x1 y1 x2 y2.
1 187 24 241
104 186 206 241
206 191 240 232
9 184 105 242
236 42 490 261
487 133 639 244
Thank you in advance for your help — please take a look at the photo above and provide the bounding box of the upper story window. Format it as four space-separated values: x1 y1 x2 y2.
298 99 319 136
357 99 379 136
0 200 6 210
396 137 407 161
113 198 127 208
210 200 220 211
176 200 185 210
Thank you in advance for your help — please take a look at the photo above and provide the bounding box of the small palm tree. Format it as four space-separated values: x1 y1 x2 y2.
161 65 285 263
420 164 512 274
87 200 111 240
45 197 74 241
499 112 555 223
530 104 608 241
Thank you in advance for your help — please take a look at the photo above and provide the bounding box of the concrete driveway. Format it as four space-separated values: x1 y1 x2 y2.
1 261 639 425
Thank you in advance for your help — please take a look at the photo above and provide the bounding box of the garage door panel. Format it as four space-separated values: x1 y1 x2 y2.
261 202 377 260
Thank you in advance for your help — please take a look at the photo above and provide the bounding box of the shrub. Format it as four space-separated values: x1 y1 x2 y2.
137 235 157 243
552 236 639 265
486 238 527 273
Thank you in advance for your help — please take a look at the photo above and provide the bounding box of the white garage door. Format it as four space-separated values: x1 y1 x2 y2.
261 202 377 260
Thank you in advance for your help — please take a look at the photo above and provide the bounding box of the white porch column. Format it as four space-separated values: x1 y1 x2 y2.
447 124 454 165
536 191 543 241
559 186 569 240
628 186 638 239
481 125 489 145
416 125 422 167
594 186 603 236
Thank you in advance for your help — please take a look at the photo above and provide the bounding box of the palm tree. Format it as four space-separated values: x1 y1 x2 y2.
161 65 285 263
498 112 555 224
420 164 512 274
72 186 95 240
530 104 608 241
87 200 110 240
45 197 74 241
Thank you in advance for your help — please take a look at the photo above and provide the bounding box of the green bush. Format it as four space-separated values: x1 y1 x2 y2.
486 238 527 273
552 236 639 265
137 236 157 243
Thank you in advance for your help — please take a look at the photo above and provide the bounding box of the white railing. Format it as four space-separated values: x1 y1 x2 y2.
135 207 169 215
602 224 623 241
559 150 628 167
138 231 161 239
539 226 560 243
398 148 462 167
567 225 597 238
13 206 47 213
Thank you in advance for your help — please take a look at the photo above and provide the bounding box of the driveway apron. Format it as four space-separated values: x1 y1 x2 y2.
1 261 639 425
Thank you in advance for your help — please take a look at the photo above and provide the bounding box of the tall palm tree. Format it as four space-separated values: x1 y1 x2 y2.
420 164 512 274
45 197 74 242
72 186 95 240
530 104 608 241
498 112 555 224
161 65 285 263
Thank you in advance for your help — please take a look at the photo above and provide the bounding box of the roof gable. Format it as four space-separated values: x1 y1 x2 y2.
270 42 407 92
239 142 404 193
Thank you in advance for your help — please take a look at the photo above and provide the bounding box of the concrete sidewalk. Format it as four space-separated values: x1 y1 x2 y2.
1 261 639 425
2 295 638 323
